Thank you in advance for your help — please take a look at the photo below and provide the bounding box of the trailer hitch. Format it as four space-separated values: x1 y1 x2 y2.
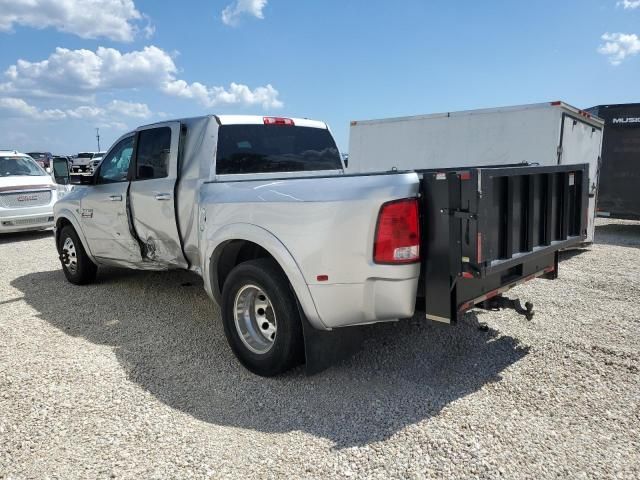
479 296 534 321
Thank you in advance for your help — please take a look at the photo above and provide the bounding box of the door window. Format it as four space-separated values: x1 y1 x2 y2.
135 127 171 180
97 136 134 184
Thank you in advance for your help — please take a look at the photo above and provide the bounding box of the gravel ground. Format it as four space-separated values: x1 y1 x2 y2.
1 218 639 479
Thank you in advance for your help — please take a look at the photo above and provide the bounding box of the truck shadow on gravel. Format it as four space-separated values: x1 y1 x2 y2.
12 268 529 449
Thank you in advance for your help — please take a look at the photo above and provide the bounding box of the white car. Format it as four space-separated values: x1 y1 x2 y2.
88 155 104 174
71 151 105 174
0 150 68 233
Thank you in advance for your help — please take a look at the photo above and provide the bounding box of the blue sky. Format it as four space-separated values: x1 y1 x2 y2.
0 0 639 154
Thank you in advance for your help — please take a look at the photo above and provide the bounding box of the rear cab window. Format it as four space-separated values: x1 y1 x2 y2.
215 124 342 175
135 127 171 180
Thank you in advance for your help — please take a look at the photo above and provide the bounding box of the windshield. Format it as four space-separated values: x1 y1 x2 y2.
77 153 94 159
216 125 343 175
0 156 47 177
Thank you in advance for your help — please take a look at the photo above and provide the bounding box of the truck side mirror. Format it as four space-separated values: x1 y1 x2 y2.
52 157 70 185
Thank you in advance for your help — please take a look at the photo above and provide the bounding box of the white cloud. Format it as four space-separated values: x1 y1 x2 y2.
598 32 640 65
66 105 104 119
2 45 284 109
0 97 65 120
618 0 640 9
0 0 150 42
0 97 152 122
2 46 177 95
107 99 151 118
222 0 267 26
163 80 282 109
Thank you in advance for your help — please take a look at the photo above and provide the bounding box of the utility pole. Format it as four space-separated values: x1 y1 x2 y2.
95 128 101 152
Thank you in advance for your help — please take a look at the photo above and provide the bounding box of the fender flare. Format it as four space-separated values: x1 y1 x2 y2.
54 210 97 263
203 222 327 330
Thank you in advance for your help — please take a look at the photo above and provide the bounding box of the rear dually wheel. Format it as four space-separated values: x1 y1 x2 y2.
221 258 303 376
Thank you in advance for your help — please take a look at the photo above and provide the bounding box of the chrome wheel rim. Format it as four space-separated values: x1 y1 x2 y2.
233 284 277 354
62 237 78 274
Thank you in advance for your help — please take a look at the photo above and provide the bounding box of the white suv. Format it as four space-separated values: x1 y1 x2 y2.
72 152 105 174
0 150 67 233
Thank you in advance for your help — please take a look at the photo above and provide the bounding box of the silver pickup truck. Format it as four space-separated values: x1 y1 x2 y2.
53 115 589 376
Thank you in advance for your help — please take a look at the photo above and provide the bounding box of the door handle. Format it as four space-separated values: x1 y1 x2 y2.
109 195 122 201
155 193 172 201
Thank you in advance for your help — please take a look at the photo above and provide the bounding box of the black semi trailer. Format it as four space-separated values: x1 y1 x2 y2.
587 103 640 220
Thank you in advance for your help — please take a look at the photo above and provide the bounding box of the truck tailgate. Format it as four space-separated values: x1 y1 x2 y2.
420 164 589 323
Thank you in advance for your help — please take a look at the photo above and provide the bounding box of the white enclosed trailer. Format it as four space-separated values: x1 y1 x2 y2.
348 102 604 242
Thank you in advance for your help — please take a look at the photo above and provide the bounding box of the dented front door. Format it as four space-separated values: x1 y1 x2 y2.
80 134 143 266
128 122 188 268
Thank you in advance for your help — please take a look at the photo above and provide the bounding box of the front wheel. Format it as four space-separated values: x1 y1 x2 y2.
221 258 303 376
58 225 97 285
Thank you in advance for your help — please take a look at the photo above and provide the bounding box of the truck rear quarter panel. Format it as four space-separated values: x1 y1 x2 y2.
200 172 421 329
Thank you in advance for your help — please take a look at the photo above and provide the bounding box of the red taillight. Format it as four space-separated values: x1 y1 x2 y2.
374 199 420 264
263 116 294 126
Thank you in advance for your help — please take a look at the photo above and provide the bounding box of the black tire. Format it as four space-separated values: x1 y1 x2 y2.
58 225 97 285
221 258 304 376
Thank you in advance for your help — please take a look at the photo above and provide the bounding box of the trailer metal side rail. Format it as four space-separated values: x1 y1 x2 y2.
475 164 588 276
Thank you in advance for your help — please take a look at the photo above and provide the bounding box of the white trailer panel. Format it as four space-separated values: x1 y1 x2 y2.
348 102 604 242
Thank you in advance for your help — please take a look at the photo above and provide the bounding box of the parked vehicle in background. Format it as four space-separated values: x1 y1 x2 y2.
0 150 68 233
71 152 105 174
26 152 53 169
586 103 640 220
348 101 604 243
88 155 104 174
52 115 589 376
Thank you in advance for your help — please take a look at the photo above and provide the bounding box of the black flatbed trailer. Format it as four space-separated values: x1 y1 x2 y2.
304 162 589 373
587 103 640 220
417 163 588 323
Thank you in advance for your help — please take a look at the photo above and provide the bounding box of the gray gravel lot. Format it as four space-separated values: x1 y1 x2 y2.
1 219 639 479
